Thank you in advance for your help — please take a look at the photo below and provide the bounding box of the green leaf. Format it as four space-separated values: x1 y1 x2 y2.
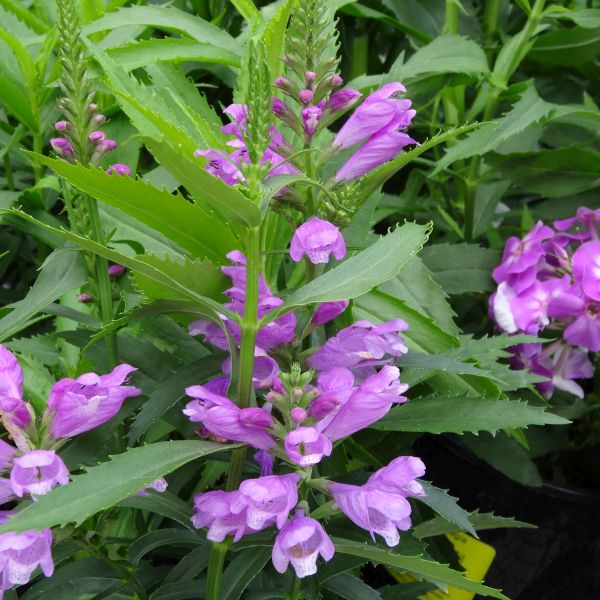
270 222 430 318
83 4 241 53
321 573 381 600
128 528 205 564
486 147 600 198
27 153 239 263
103 38 240 71
152 580 206 600
545 8 600 29
260 0 294 85
373 395 568 435
391 34 489 82
418 482 476 537
414 510 535 539
0 440 239 533
221 547 272 600
529 25 600 66
332 537 508 599
380 582 437 600
0 248 87 343
120 490 194 530
231 0 262 21
420 243 501 294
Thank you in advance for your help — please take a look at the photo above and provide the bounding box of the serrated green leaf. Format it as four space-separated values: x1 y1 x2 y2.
418 482 476 537
373 395 568 435
27 153 238 263
269 222 430 319
0 440 239 533
332 537 508 599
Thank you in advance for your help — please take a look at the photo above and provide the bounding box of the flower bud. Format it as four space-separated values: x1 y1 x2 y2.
88 131 105 143
78 293 91 303
50 137 74 157
305 71 317 84
299 89 314 104
108 264 126 277
92 113 107 125
89 103 98 111
274 76 301 100
54 120 69 132
291 407 307 424
106 164 132 177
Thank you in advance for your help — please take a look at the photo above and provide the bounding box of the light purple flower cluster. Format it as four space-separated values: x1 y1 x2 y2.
491 208 600 398
185 223 421 579
0 345 144 594
50 104 130 177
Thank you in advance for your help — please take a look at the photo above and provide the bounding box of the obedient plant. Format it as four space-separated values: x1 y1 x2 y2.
491 208 600 399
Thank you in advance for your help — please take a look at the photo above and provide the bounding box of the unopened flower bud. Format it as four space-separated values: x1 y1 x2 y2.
108 264 126 277
100 139 117 152
88 131 105 143
50 137 74 157
302 106 322 137
305 71 317 84
89 103 98 111
299 89 314 104
330 75 343 88
106 164 132 177
78 293 91 303
92 113 107 125
325 89 362 113
291 407 307 424
54 120 69 132
274 76 300 100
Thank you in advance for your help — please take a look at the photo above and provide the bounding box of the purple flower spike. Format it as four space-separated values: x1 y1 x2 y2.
572 242 600 301
0 527 54 587
9 450 69 499
272 510 335 578
290 218 346 264
284 426 332 467
321 365 408 441
312 301 349 326
106 164 132 177
335 130 416 181
184 385 275 450
50 137 73 157
0 345 31 429
234 474 300 530
47 364 141 438
191 490 250 542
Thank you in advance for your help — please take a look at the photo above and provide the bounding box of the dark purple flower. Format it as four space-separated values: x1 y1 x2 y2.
0 345 31 430
9 450 69 498
284 426 332 466
106 164 132 176
188 319 230 351
0 527 54 588
308 319 408 371
108 264 126 277
290 218 346 264
47 364 141 438
234 474 300 530
272 510 334 578
184 385 275 450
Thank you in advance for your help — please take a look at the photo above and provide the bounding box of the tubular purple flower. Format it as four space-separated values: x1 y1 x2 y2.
50 137 73 157
106 164 132 177
284 426 332 467
320 365 408 441
184 385 275 450
309 368 355 420
290 217 346 264
272 510 335 578
0 527 54 588
305 71 317 84
195 149 241 186
312 301 349 326
368 455 426 497
324 89 361 113
572 241 600 301
233 474 300 530
9 450 69 499
335 130 416 181
554 207 600 240
302 105 322 136
191 490 250 542
254 450 274 476
223 348 279 389
0 345 31 430
46 364 141 438
188 319 230 351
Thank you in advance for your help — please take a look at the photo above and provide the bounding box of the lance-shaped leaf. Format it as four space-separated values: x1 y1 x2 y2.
332 537 508 599
26 153 238 264
0 440 239 533
265 222 430 321
372 395 568 435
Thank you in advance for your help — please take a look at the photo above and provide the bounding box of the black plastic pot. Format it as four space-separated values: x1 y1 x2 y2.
416 436 600 600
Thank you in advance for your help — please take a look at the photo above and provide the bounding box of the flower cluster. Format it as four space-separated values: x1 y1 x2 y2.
0 345 143 595
184 222 422 578
491 207 600 398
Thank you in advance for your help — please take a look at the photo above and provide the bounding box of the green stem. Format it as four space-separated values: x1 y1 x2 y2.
206 540 230 600
483 0 502 41
444 0 459 34
3 156 14 191
32 132 43 184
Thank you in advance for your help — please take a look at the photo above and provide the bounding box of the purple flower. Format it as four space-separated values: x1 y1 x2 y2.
335 130 416 181
312 301 349 326
88 131 105 142
284 427 332 466
572 241 600 301
0 345 31 430
0 442 15 472
309 368 356 420
195 149 241 186
320 365 408 441
184 385 275 450
99 139 117 152
290 218 346 264
272 510 335 578
302 105 322 136
368 455 426 497
554 207 600 240
223 349 279 389
188 319 230 351
191 490 250 542
9 450 69 499
329 483 412 546
324 89 361 113
308 319 408 371
221 251 271 297
106 164 132 176
50 137 73 157
108 264 126 277
548 285 600 352
254 450 274 476
47 364 141 438
492 222 554 284
333 82 413 150
0 527 54 588
234 474 300 530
